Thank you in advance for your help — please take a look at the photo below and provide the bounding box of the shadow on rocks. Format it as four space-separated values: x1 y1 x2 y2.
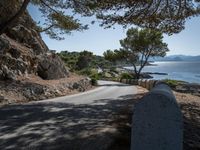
0 93 143 150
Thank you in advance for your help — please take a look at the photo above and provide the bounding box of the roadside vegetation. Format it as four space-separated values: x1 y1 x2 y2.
58 50 138 84
163 79 186 89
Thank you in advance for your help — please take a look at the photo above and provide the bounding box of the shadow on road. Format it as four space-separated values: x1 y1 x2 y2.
0 94 140 150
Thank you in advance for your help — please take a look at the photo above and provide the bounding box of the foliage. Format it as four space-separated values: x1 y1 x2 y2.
77 68 92 76
82 0 200 34
0 0 88 39
76 51 93 70
2 0 200 39
90 55 113 69
104 28 169 79
163 79 185 88
58 51 79 70
103 50 117 62
32 0 89 40
110 67 118 74
89 72 99 80
120 73 134 80
58 50 114 71
90 78 98 86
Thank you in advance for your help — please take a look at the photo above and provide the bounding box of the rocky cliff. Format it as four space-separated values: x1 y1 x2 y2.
0 0 69 80
0 1 92 105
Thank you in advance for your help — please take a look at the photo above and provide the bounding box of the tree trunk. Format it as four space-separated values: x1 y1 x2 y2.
0 0 30 35
135 73 140 79
132 63 140 79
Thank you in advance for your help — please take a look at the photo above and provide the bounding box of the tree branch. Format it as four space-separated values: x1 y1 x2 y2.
39 24 55 32
0 0 31 35
39 0 61 15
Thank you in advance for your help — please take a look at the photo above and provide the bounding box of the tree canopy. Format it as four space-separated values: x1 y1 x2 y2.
104 28 169 79
82 0 200 34
0 0 88 40
1 0 199 40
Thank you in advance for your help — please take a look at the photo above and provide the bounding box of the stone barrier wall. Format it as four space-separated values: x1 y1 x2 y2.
131 83 183 150
117 78 157 91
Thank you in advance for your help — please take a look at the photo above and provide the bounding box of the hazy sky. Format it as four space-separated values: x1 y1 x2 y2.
28 5 200 56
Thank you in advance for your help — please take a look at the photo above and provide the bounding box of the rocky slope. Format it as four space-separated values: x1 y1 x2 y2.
0 1 92 105
0 0 69 80
0 74 92 106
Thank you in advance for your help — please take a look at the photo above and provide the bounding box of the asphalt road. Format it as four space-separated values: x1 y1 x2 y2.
0 80 137 150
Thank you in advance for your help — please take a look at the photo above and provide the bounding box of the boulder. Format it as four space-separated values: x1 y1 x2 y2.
0 65 16 80
37 54 69 80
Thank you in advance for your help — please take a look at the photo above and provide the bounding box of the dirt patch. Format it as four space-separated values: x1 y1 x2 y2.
175 91 200 150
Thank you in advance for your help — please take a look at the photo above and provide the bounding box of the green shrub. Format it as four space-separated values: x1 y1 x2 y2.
110 67 118 74
120 73 133 80
91 78 98 86
163 79 184 88
89 72 99 80
78 68 92 76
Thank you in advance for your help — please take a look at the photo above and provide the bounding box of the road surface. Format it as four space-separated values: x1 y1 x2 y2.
0 80 137 150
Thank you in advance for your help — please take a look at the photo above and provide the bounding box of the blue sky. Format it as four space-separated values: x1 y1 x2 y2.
28 5 200 56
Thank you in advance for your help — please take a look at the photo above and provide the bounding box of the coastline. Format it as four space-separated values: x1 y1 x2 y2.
124 61 200 84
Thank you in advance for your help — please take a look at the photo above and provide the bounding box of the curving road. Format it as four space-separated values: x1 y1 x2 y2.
0 80 137 150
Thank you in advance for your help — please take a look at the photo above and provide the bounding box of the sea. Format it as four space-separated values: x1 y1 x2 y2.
126 61 200 84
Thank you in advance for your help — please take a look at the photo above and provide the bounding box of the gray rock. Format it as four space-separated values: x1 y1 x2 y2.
73 82 80 89
8 48 21 59
6 71 16 80
0 1 70 81
0 65 16 80
0 96 4 100
37 54 69 80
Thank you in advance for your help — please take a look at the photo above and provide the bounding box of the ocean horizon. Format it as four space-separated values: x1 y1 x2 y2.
126 61 200 84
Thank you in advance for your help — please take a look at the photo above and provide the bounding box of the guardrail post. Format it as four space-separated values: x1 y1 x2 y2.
131 83 183 150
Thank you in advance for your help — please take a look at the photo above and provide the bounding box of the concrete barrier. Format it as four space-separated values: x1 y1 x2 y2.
138 79 142 86
131 83 183 150
132 79 138 85
148 80 156 90
127 79 131 84
141 79 146 88
145 79 151 90
121 79 126 84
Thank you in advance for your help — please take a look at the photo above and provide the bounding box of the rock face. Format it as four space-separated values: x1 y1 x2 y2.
0 34 37 80
37 53 69 80
0 0 69 80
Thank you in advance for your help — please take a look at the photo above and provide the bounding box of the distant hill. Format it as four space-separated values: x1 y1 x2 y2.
150 55 200 61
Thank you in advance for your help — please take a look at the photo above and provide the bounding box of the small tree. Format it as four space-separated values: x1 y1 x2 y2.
104 28 169 79
76 50 93 70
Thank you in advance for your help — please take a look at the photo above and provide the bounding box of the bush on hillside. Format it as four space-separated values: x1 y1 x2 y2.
90 78 98 86
120 73 134 80
163 79 185 88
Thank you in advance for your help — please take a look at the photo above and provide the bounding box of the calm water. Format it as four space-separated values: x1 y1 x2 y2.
126 61 200 83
